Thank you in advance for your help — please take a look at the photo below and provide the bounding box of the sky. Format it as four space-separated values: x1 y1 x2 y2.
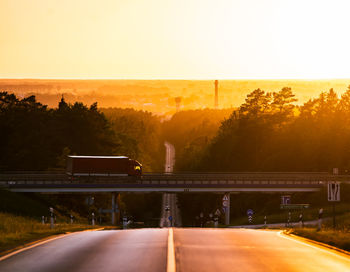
1 0 350 79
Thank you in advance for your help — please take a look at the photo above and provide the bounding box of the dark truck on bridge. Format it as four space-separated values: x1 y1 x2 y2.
66 155 142 177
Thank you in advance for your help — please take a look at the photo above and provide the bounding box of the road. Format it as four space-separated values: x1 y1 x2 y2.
160 142 181 227
164 141 175 173
0 229 167 272
1 228 350 272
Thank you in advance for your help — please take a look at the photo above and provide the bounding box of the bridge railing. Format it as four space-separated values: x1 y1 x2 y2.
0 172 349 187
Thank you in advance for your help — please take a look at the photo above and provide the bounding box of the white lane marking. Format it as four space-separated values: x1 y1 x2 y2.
277 231 350 262
167 228 176 272
0 228 104 262
0 235 66 262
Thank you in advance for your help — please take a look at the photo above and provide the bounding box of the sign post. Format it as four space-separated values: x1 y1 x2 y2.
280 204 309 227
318 208 323 231
123 216 128 229
49 207 54 229
223 193 230 225
92 212 95 226
247 209 254 224
328 182 340 229
214 209 221 228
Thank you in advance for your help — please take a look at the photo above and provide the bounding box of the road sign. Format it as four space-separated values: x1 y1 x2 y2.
247 209 254 216
215 209 221 216
248 215 253 223
280 204 309 210
328 182 340 202
222 194 229 208
168 215 173 221
281 195 291 205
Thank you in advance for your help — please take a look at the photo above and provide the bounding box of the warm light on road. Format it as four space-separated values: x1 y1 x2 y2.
1 228 350 272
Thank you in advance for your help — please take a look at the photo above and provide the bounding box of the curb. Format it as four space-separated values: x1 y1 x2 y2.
0 227 104 261
282 230 350 257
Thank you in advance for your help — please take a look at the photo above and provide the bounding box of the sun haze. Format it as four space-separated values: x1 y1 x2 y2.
1 0 350 79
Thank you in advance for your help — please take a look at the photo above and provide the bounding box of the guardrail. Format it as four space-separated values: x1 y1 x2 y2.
1 171 348 187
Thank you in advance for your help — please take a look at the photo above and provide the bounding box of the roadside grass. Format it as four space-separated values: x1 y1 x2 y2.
229 204 350 252
290 228 350 252
0 212 100 254
230 203 350 226
289 212 350 252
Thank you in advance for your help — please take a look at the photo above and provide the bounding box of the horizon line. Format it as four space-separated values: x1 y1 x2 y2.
1 77 350 81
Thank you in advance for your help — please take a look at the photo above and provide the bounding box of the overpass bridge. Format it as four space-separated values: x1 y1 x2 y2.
0 171 346 193
1 171 347 225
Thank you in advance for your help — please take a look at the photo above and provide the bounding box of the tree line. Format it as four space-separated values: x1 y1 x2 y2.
0 92 163 172
177 87 350 173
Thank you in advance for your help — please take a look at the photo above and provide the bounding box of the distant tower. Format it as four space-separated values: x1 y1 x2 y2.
175 97 182 112
214 80 219 109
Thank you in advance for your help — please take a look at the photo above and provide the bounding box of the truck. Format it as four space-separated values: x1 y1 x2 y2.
66 155 142 177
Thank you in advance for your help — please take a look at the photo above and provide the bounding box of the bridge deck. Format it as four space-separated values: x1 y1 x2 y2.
0 172 346 192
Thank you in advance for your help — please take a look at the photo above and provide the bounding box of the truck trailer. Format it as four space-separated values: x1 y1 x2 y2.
66 155 142 177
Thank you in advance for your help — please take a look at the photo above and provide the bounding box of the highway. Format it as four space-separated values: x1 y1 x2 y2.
160 142 182 227
1 228 350 272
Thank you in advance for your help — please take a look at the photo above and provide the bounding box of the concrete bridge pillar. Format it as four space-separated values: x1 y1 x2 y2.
111 192 116 225
224 193 230 225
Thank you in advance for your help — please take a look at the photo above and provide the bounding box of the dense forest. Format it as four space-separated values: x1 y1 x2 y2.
162 108 233 170
0 92 163 171
173 86 350 173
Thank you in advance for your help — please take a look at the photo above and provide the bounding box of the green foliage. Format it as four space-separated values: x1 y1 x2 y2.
0 93 116 170
0 212 97 253
102 108 164 172
0 190 49 217
195 86 350 172
291 228 350 252
162 108 233 171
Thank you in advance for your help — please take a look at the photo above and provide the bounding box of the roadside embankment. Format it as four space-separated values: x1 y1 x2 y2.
288 212 350 252
0 212 100 254
289 228 350 252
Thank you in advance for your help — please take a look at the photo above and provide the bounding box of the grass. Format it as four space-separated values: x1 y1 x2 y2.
290 228 350 252
0 212 100 254
277 212 350 252
290 212 350 252
230 203 350 226
229 203 350 252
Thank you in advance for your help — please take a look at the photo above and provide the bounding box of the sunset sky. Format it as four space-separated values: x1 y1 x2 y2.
1 0 350 79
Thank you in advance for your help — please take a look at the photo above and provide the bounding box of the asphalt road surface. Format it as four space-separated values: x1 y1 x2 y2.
1 228 350 272
164 141 175 174
0 229 167 272
160 141 181 227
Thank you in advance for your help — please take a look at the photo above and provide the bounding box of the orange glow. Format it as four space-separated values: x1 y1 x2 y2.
1 0 350 79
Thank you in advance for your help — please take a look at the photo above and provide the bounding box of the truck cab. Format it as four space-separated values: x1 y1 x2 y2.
130 160 142 176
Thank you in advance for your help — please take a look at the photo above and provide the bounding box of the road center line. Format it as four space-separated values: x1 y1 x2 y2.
167 228 176 272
